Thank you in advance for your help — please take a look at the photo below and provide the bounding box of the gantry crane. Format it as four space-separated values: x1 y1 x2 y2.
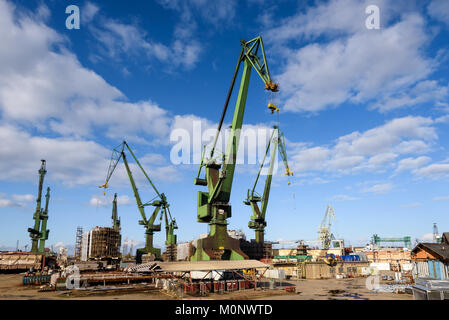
318 205 336 250
28 160 50 254
193 36 279 261
100 141 177 262
244 126 293 245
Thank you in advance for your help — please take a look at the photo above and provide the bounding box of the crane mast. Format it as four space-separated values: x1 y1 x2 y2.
38 187 50 253
245 126 292 244
193 36 278 261
318 205 336 250
111 193 121 232
100 141 177 262
28 160 48 253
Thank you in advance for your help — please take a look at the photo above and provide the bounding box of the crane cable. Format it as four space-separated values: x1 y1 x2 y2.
266 88 296 210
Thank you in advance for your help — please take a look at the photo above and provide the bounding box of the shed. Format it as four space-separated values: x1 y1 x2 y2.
411 232 449 280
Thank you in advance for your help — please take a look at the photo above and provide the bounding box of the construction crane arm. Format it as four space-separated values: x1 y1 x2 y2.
196 37 279 205
245 127 293 243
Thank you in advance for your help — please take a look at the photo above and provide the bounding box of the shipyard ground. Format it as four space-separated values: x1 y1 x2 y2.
0 274 412 300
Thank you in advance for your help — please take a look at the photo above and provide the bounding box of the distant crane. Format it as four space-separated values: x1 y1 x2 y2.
244 126 292 244
111 193 121 232
100 141 177 262
433 223 441 243
28 160 50 254
111 193 122 257
318 205 336 250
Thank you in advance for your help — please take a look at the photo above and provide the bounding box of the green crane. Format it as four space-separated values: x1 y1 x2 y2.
111 193 121 232
244 126 293 245
100 141 177 262
372 234 412 249
318 205 336 250
28 160 50 254
192 36 278 261
38 187 50 253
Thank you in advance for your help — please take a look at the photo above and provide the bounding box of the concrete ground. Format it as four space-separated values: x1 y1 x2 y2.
0 274 413 300
256 278 413 300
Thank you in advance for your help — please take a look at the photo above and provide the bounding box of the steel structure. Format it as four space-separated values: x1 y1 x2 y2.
111 193 121 232
193 36 278 261
75 226 83 261
28 160 50 254
244 126 292 244
318 205 336 250
433 223 441 243
372 234 412 249
100 141 177 262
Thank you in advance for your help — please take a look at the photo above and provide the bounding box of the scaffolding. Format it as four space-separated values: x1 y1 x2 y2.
89 227 121 259
75 226 83 261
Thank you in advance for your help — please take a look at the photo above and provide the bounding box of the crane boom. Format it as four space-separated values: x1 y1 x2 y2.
318 205 336 249
192 36 278 261
28 160 47 253
245 126 292 244
100 141 177 262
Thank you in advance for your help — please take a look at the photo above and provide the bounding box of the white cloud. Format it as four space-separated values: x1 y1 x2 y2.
433 195 449 201
0 125 110 185
395 156 431 173
289 116 436 175
0 0 206 147
157 0 237 26
329 194 360 201
89 194 131 207
361 183 394 194
420 233 434 242
83 2 99 23
265 0 443 114
400 202 422 208
427 0 449 27
416 163 449 179
87 3 202 70
0 193 34 208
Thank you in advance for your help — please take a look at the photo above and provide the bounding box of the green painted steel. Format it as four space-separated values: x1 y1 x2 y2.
100 141 177 261
244 126 292 244
38 187 50 253
111 193 121 232
28 160 50 254
192 36 278 261
372 234 412 249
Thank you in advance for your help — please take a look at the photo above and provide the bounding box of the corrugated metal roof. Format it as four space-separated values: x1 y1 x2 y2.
155 260 269 272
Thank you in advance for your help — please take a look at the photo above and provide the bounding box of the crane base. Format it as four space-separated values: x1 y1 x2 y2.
190 233 248 261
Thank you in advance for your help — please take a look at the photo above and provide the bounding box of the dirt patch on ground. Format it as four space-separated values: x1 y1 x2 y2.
0 274 412 300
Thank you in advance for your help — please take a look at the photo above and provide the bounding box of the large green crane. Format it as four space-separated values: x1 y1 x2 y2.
100 141 177 262
28 160 50 254
193 36 278 261
244 126 292 245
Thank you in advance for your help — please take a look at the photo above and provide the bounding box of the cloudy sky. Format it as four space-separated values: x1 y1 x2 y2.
0 0 448 251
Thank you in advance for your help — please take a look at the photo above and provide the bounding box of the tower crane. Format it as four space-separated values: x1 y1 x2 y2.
318 205 336 250
193 36 278 261
244 126 293 245
28 160 50 254
111 193 121 232
99 141 178 262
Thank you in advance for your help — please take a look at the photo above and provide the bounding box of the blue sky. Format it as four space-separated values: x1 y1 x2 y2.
1 0 449 252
